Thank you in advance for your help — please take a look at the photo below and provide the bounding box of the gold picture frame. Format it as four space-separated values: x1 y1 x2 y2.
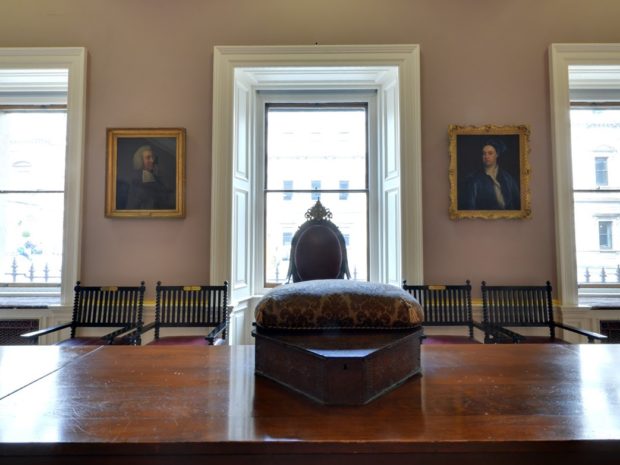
105 128 186 218
448 124 531 220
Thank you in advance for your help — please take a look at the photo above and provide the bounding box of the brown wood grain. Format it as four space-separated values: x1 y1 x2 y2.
1 344 619 464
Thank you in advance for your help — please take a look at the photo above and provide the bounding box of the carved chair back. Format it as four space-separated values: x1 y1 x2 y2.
402 281 475 339
153 282 229 344
481 281 555 342
286 200 350 283
71 281 145 343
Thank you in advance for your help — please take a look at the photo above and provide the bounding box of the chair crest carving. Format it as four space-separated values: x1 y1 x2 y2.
304 200 333 221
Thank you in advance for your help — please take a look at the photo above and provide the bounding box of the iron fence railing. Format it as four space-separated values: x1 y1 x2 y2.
2 257 61 285
579 264 620 286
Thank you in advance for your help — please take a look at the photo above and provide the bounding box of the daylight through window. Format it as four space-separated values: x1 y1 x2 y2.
0 109 67 291
570 107 620 291
264 104 368 285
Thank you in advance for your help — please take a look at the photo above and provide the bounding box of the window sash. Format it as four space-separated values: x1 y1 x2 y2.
0 108 67 289
598 221 613 250
263 102 370 287
569 104 620 294
595 157 608 187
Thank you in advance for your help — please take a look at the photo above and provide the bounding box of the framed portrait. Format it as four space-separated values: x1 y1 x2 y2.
105 128 186 218
448 124 531 220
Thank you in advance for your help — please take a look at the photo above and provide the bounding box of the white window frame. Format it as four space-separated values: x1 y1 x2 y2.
211 45 422 344
0 48 87 306
549 43 620 305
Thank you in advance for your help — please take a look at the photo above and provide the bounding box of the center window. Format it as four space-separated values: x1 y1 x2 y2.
264 103 368 286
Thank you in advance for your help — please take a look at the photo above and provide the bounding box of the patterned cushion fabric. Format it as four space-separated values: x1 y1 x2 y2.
255 279 424 330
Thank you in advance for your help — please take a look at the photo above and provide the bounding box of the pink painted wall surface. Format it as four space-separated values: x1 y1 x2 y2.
1 0 620 299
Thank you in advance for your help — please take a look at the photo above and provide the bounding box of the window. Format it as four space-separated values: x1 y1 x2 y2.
570 107 620 292
0 109 67 290
282 232 292 246
282 180 293 200
264 104 368 285
550 51 620 309
0 48 86 306
599 221 613 250
595 157 608 187
339 180 349 200
211 45 423 345
310 180 321 200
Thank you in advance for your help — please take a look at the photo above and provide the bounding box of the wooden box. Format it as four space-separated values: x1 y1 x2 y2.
253 326 423 405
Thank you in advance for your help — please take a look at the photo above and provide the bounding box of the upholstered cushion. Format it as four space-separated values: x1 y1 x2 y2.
255 279 423 330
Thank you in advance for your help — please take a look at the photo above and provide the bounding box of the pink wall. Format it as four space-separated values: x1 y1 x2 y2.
2 0 620 299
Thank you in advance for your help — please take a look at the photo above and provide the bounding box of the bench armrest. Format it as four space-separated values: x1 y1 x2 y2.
139 322 156 333
555 322 607 343
474 322 526 344
102 324 142 345
205 321 227 345
21 322 72 341
205 306 231 345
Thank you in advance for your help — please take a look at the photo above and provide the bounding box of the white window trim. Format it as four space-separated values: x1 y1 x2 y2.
549 43 620 305
211 44 423 295
0 48 87 306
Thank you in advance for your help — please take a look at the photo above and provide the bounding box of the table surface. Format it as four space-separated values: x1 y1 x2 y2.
1 344 620 464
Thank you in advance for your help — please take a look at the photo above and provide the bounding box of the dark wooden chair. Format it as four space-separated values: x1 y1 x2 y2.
481 281 607 344
402 281 481 344
21 281 145 346
140 281 229 345
286 200 350 283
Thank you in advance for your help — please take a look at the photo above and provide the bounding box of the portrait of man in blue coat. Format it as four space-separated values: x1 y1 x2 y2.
458 137 521 211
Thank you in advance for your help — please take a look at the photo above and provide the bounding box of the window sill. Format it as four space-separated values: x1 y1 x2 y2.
0 291 60 308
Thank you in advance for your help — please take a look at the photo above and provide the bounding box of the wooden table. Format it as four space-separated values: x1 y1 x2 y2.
1 344 619 464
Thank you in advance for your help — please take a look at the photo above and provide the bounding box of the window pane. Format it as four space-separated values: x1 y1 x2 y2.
574 191 619 284
264 192 368 285
339 180 349 200
266 107 367 190
282 180 293 200
598 221 613 250
0 193 64 284
0 112 67 191
571 108 620 288
311 180 321 200
595 157 609 187
570 108 620 190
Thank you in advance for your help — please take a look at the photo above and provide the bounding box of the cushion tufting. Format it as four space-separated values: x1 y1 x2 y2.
255 279 423 330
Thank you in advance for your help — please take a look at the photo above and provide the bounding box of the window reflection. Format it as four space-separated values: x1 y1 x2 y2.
0 347 61 442
577 345 620 438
